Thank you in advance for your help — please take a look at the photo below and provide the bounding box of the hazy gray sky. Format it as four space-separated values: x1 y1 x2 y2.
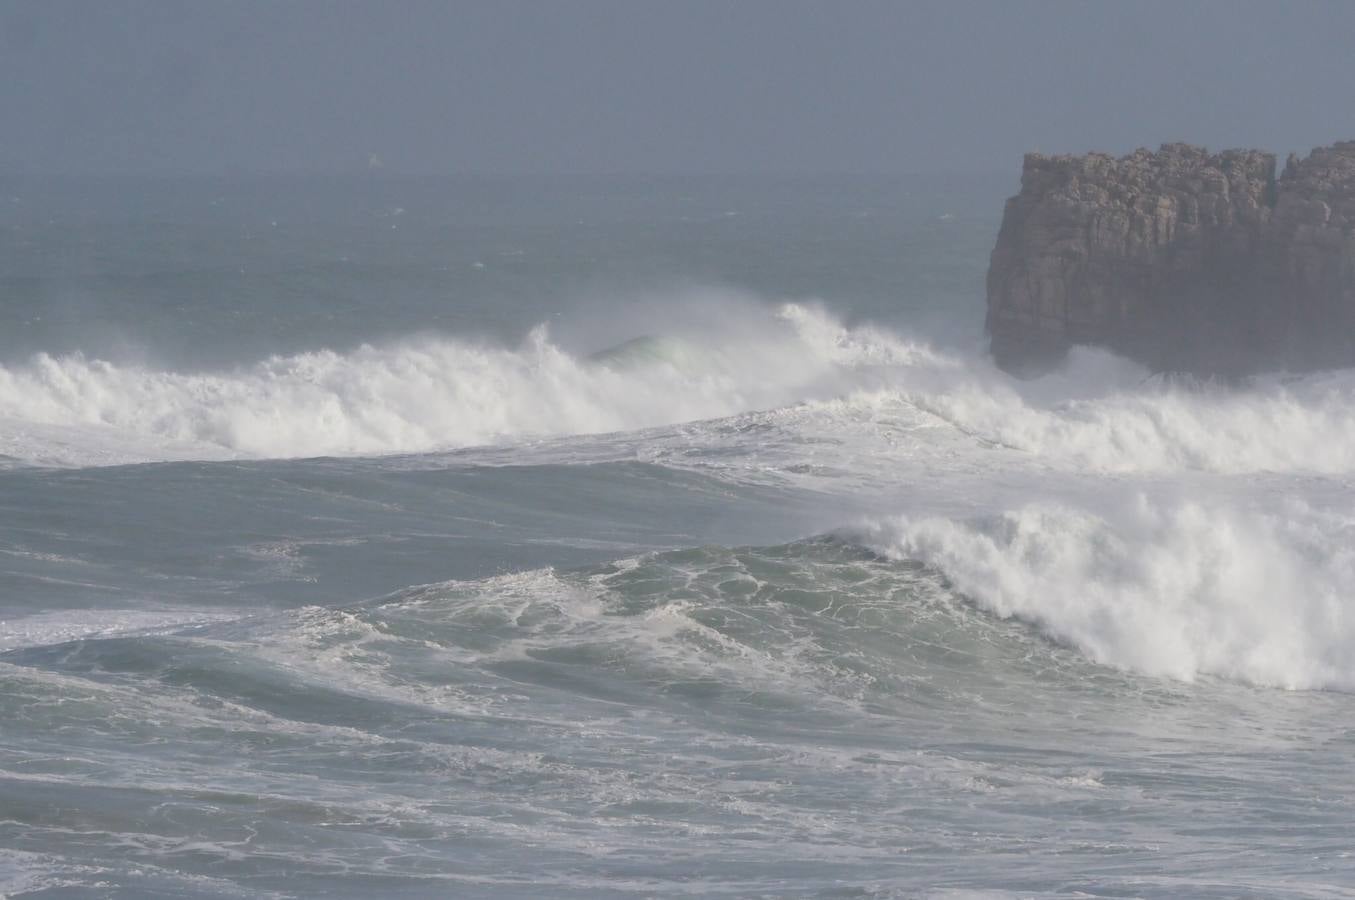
4 0 1354 175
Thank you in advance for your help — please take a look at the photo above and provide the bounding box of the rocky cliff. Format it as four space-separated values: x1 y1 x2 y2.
985 141 1355 376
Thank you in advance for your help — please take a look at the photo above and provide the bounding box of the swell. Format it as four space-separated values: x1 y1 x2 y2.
3 533 1348 898
0 538 1088 719
9 507 1355 708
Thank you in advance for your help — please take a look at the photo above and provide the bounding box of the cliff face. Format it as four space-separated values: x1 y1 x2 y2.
985 141 1355 376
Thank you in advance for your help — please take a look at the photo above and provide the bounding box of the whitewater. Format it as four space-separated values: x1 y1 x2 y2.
2 175 1353 898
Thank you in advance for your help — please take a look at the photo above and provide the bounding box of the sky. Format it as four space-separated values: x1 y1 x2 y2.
3 0 1354 176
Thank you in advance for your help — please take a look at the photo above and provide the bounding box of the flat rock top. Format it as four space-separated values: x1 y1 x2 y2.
1018 143 1276 198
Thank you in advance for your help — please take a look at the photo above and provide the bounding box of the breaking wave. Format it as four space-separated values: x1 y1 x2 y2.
1 296 1355 475
910 353 1355 474
0 303 942 466
861 496 1355 690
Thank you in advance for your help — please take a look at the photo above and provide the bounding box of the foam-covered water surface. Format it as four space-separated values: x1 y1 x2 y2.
2 176 1353 897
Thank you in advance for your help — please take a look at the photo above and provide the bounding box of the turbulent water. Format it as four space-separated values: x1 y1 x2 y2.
2 176 1353 898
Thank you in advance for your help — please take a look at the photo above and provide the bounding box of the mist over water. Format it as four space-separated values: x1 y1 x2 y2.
3 176 1354 898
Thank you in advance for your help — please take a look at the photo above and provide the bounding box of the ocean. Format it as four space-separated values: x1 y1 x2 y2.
1 174 1352 898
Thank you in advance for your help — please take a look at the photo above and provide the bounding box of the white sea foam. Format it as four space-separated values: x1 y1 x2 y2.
910 347 1355 475
0 608 237 652
2 298 1355 478
862 497 1355 689
0 301 942 466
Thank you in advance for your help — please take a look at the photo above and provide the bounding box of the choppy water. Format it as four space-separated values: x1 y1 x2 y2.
2 176 1353 898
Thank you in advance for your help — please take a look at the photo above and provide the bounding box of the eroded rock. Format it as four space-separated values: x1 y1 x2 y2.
985 141 1355 376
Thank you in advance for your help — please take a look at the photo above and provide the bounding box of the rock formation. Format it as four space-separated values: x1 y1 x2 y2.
985 141 1355 376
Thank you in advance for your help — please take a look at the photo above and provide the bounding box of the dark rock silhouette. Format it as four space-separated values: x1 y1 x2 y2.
985 141 1355 377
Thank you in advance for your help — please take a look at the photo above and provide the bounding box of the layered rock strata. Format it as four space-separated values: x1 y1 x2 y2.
985 141 1355 376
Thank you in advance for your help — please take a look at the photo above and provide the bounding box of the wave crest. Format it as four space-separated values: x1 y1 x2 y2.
4 298 1355 477
0 302 937 465
861 497 1355 689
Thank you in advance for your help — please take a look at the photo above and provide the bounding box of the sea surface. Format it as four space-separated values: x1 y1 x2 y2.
1 175 1353 898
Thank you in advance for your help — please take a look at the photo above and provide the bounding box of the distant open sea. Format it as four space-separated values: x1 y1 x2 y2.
1 174 1352 898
